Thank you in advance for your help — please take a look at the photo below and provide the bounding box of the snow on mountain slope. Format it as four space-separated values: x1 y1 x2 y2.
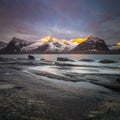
21 40 44 52
22 35 77 53
1 35 112 54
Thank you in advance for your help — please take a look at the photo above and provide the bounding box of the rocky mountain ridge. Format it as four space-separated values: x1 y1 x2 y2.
0 35 119 54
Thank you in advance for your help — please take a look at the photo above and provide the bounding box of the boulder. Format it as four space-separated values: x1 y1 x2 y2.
57 57 74 62
99 59 117 63
116 78 120 83
79 59 94 62
28 55 35 60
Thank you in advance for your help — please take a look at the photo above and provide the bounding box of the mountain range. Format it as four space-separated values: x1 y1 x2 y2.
0 41 7 49
0 35 120 54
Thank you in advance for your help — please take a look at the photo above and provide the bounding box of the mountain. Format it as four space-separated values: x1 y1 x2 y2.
71 37 86 44
71 35 110 54
0 35 119 54
22 35 76 53
0 41 7 49
0 37 33 53
109 42 120 54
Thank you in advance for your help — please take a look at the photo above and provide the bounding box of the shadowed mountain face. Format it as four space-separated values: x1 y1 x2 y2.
0 36 73 54
32 43 49 54
0 36 119 54
0 41 7 49
71 36 110 54
0 37 34 53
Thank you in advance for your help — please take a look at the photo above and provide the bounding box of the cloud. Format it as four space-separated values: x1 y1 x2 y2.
0 0 119 44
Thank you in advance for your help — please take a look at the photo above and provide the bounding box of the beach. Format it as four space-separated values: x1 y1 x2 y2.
0 54 120 120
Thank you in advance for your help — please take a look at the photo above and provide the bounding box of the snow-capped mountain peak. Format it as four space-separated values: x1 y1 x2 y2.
40 35 58 43
1 35 117 54
71 35 110 53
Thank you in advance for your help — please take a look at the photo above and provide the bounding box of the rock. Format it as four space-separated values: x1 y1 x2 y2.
79 59 94 62
57 57 74 62
40 58 50 62
116 78 120 83
28 55 35 60
0 57 14 61
99 59 117 63
40 58 46 61
40 58 54 65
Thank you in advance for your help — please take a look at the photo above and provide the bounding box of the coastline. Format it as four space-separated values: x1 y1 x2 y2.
0 57 120 120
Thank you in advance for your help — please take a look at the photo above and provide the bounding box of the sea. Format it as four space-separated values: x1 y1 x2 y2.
0 54 120 96
0 54 120 74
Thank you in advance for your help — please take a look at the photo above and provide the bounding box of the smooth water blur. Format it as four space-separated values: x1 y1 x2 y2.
1 54 120 61
1 54 120 94
0 54 120 74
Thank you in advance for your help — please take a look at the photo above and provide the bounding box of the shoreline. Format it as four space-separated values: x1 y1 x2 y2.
0 58 120 120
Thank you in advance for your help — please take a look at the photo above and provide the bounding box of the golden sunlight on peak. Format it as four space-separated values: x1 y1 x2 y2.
116 42 120 46
71 37 86 44
61 39 69 45
71 35 92 44
41 35 57 43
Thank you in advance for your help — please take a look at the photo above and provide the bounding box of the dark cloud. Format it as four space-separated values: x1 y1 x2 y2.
0 0 120 44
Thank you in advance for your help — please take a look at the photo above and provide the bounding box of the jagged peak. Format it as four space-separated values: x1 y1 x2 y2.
61 39 69 45
84 35 105 44
71 37 86 44
10 37 28 43
41 35 58 43
86 35 101 40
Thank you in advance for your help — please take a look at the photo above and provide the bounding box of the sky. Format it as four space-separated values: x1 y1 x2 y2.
0 0 120 44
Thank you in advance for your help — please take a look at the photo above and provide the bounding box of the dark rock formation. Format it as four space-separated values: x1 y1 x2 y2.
57 57 74 62
28 55 35 60
116 78 120 83
99 59 117 63
79 59 94 62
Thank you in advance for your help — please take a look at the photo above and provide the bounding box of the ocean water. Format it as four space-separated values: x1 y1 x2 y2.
1 54 120 74
0 54 120 95
1 54 120 61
